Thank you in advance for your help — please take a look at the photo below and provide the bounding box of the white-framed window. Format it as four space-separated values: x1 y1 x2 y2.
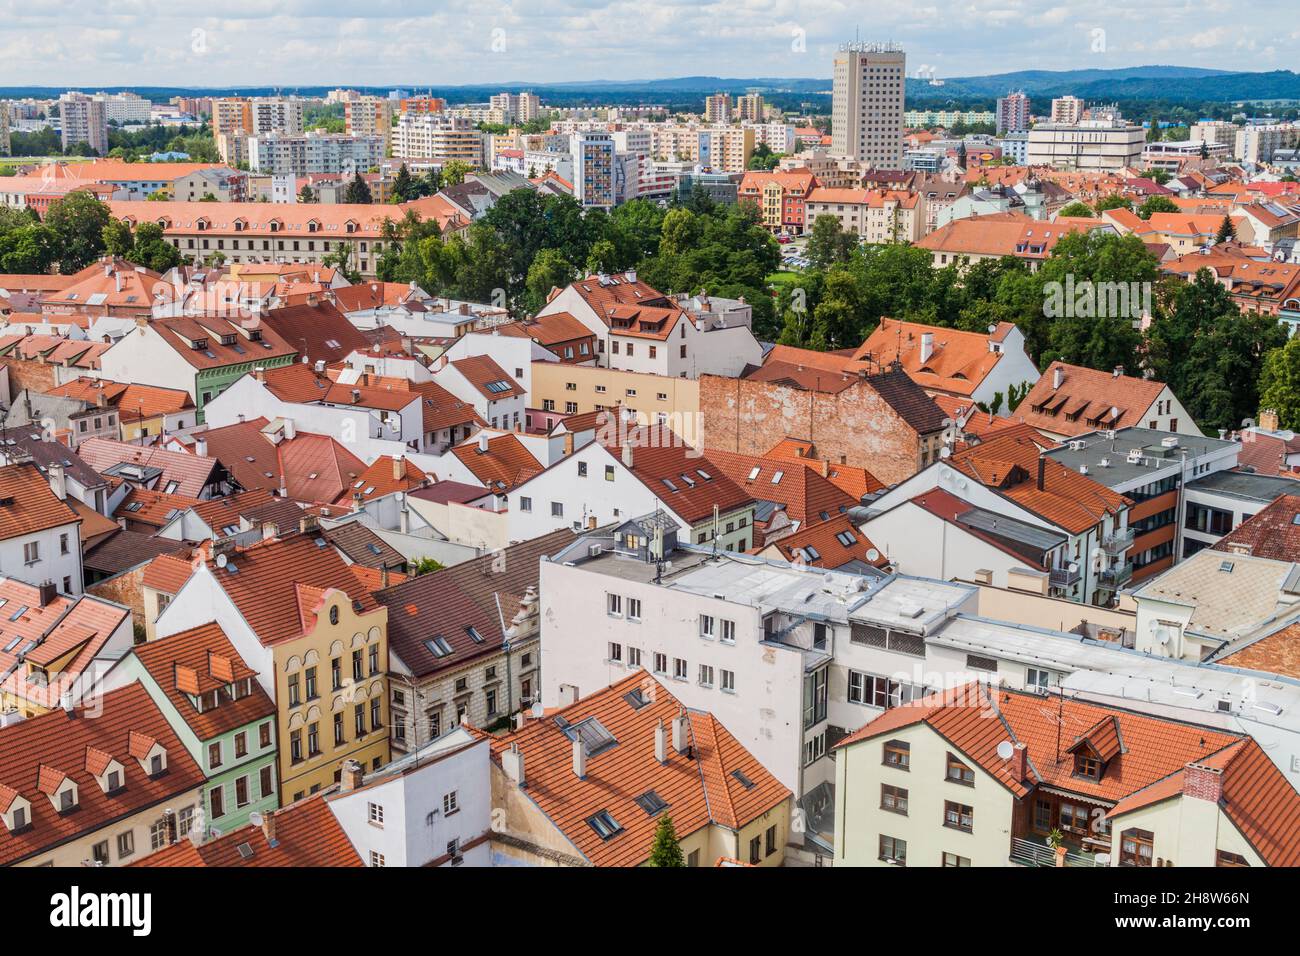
370 850 386 867
1026 668 1050 691
368 802 384 826
551 502 564 517
804 731 827 766
673 657 687 680
519 496 532 512
699 615 715 640
22 541 39 565
443 791 459 815
628 647 642 667
699 664 714 687
721 669 735 693
608 642 622 663
653 652 667 674
721 619 736 644
627 598 641 620
607 593 622 617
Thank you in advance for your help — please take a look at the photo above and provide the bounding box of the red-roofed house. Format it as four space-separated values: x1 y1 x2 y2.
1016 362 1199 440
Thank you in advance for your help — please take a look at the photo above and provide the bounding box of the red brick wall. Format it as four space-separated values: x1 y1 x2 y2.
1 359 59 396
88 567 147 632
699 375 923 485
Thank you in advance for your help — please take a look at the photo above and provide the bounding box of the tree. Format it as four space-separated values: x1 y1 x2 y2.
102 218 134 257
1215 214 1237 244
343 173 372 205
299 185 316 203
1094 194 1132 214
1259 335 1300 431
1137 195 1179 220
43 191 111 273
1057 201 1095 218
441 160 471 187
126 221 183 273
805 214 856 270
524 248 576 314
391 163 415 203
411 557 444 576
648 814 685 867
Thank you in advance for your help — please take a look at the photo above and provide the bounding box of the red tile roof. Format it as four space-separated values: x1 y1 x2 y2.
852 318 1009 398
450 433 542 493
599 425 753 525
335 456 430 505
0 462 80 541
489 673 789 866
1017 362 1169 437
77 437 220 499
132 794 362 867
0 682 206 866
1213 493 1300 562
702 448 856 526
765 513 888 569
128 622 274 739
448 354 525 401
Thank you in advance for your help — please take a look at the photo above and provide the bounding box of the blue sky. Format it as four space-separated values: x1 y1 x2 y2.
0 0 1293 87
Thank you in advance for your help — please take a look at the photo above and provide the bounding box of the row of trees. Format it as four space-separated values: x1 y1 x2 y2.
775 217 1286 434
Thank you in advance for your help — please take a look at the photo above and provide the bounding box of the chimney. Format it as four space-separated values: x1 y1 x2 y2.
919 331 934 364
48 462 66 501
625 269 637 284
1260 408 1280 433
558 684 579 706
1036 456 1046 492
351 388 361 404
261 810 277 844
1052 365 1063 389
654 719 668 764
1182 762 1223 803
571 736 586 779
379 566 390 588
195 437 208 457
502 742 525 786
314 359 326 373
95 389 107 408
298 514 319 535
621 444 633 468
477 432 490 454
282 418 295 441
1012 742 1028 781
60 688 75 716
38 580 58 607
392 456 404 481
254 366 266 382
340 759 364 792
671 713 690 756
820 458 830 478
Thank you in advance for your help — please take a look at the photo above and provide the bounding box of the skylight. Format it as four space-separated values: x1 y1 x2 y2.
559 716 618 756
747 466 760 481
732 769 756 790
586 810 622 840
634 790 668 816
425 636 453 657
771 470 784 484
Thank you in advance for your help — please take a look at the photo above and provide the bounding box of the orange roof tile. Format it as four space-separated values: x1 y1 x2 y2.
1017 362 1168 438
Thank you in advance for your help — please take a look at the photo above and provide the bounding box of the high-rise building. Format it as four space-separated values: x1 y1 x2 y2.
391 113 484 167
212 98 253 137
1050 95 1084 125
571 131 616 209
735 92 766 123
59 92 108 155
489 92 542 124
995 91 1030 134
91 91 152 125
0 102 10 157
1027 116 1146 171
344 96 394 152
250 97 304 136
831 42 906 168
704 93 732 124
247 131 384 177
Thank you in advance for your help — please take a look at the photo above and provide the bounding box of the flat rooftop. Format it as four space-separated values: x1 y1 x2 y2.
1042 427 1236 489
1188 468 1300 504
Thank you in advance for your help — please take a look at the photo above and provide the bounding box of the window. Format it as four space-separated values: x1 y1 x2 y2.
208 742 222 769
698 664 714 687
519 496 532 512
551 502 564 518
944 801 974 832
210 785 225 818
234 732 247 758
720 669 735 693
1034 798 1052 832
879 834 906 865
699 615 715 639
765 825 778 856
721 619 735 644
673 657 687 680
22 541 39 564
578 461 588 477
93 840 110 865
883 740 910 770
587 810 622 839
627 598 641 620
607 593 622 616
803 668 828 727
443 791 459 815
354 704 366 736
748 835 762 865
60 534 69 555
627 647 641 667
260 765 273 798
653 652 667 674
259 722 272 748
1074 752 1101 780
803 731 826 766
687 849 700 867
235 776 249 808
352 651 363 682
946 753 974 786
942 852 971 867
149 819 168 851
1026 668 1050 691
370 851 386 867
307 722 320 756
334 712 345 746
635 790 668 815
1216 850 1249 867
608 642 622 662
287 673 300 707
881 783 908 815
117 831 134 859
1120 828 1154 867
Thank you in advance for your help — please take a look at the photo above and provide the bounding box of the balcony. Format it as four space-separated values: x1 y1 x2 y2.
1101 527 1135 555
1049 565 1081 589
1009 837 1105 867
1099 562 1134 589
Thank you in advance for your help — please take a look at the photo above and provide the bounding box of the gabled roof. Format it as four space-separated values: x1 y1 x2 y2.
447 354 525 401
1213 493 1300 562
1016 362 1169 438
47 378 194 423
83 530 189 577
115 488 203 530
852 318 1008 397
375 529 574 678
129 621 273 740
260 301 369 366
323 521 406 570
131 794 362 867
143 314 296 371
77 437 220 499
598 425 753 526
488 673 790 867
203 534 379 647
701 448 856 526
200 418 365 505
450 433 542 493
0 462 80 541
766 513 888 570
334 456 429 506
0 683 205 867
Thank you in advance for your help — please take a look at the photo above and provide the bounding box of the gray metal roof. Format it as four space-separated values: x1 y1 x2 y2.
1188 469 1300 504
1042 427 1236 489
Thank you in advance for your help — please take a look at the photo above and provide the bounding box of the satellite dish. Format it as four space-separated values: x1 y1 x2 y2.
866 548 880 562
215 553 228 569
939 446 951 459
996 740 1015 761
249 811 263 826
530 700 544 719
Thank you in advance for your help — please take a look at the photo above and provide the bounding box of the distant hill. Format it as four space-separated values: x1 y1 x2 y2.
2 66 1297 107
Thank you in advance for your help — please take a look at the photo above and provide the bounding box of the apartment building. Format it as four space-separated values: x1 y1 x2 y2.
804 187 926 244
489 673 792 867
92 91 151 125
59 92 108 155
344 96 394 140
99 622 280 839
1027 118 1146 171
1235 123 1300 165
830 42 906 167
248 131 384 177
0 462 85 596
154 535 391 802
834 684 1300 867
571 131 616 209
489 91 542 124
995 92 1030 135
737 169 818 234
529 363 701 443
650 124 754 174
391 113 484 167
1017 363 1200 440
250 97 304 135
1050 95 1084 125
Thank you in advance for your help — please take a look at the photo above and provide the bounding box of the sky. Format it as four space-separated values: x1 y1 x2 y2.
0 0 1295 88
